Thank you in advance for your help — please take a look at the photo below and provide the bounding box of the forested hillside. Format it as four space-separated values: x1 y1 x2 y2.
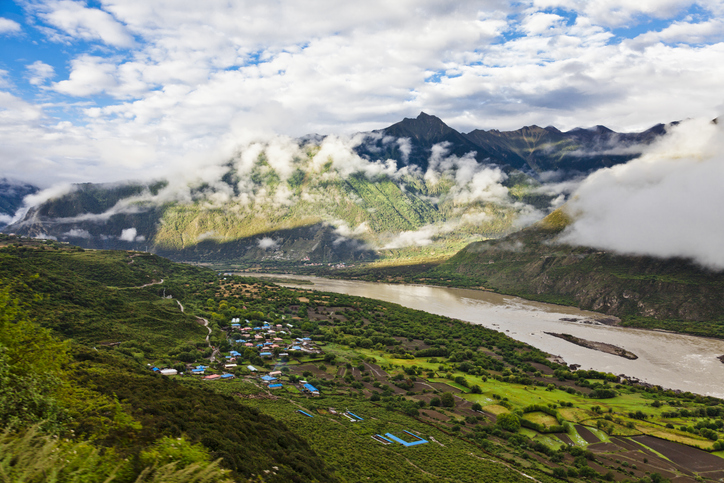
2 235 723 481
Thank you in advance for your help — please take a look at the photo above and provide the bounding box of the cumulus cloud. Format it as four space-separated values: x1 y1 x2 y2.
0 1 723 190
26 61 56 86
0 18 21 34
424 144 510 204
36 0 134 47
560 117 724 269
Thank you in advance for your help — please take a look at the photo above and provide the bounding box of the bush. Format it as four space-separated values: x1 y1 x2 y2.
496 412 521 432
440 392 455 408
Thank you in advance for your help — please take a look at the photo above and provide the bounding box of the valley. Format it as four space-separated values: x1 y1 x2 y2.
2 235 724 482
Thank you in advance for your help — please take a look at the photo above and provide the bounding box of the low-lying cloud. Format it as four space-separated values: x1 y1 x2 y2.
257 237 280 250
560 117 724 270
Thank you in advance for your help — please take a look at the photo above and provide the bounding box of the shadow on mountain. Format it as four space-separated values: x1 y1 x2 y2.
155 222 378 265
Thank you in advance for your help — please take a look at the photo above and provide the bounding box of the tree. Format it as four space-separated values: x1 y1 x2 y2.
440 392 455 408
0 283 69 430
496 412 521 432
471 402 482 411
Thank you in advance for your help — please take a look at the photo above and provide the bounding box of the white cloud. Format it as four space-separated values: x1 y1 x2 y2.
63 228 91 238
26 61 56 86
560 117 724 270
119 227 138 241
257 237 280 250
0 18 21 34
0 0 722 189
36 0 134 47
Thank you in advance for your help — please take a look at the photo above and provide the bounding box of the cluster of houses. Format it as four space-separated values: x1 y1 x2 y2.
150 364 236 381
257 371 320 396
225 319 322 358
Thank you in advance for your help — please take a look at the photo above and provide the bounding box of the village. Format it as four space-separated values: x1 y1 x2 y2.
151 317 324 396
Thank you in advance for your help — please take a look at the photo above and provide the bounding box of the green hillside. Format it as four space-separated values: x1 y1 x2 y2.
4 235 722 481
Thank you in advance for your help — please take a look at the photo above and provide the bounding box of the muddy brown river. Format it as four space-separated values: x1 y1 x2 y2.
257 274 724 398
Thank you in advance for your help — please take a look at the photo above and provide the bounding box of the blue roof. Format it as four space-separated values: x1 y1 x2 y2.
292 346 302 351
196 365 207 369
152 367 159 371
268 383 283 388
221 374 235 379
384 431 428 447
235 339 246 343
261 375 277 381
303 383 319 392
260 352 272 356
231 323 240 327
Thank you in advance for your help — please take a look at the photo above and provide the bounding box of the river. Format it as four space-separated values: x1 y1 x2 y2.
256 274 724 398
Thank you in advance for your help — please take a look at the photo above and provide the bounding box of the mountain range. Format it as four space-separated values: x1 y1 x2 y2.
2 113 667 265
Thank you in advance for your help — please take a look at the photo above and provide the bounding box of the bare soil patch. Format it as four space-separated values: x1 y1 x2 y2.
633 435 724 473
554 433 574 446
575 425 600 444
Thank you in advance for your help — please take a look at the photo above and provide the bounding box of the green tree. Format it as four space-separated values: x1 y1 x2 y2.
496 412 521 432
0 282 69 430
440 392 455 408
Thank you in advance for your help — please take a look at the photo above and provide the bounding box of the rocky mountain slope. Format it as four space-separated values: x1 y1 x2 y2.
3 113 666 265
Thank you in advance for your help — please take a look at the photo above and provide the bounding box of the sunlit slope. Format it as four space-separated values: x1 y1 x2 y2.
9 160 535 264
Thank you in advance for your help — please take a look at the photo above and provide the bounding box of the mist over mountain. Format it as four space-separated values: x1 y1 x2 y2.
0 179 38 227
3 113 667 264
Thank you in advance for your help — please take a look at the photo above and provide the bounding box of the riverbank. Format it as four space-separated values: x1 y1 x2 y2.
247 273 724 398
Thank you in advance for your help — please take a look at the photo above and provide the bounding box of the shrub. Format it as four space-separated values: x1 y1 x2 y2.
496 412 521 432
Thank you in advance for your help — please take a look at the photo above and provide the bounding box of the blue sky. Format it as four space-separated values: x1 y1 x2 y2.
1 0 723 186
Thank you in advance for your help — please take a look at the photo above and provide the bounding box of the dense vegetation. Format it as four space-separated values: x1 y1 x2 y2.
2 235 722 481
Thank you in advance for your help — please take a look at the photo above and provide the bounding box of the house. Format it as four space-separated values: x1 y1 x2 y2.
268 383 283 389
269 371 282 376
221 374 235 380
160 368 177 376
261 375 277 382
224 364 237 368
302 383 320 396
204 374 221 380
260 352 273 357
245 343 254 347
247 365 258 372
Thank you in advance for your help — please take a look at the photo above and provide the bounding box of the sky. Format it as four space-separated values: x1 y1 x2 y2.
1 0 724 187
